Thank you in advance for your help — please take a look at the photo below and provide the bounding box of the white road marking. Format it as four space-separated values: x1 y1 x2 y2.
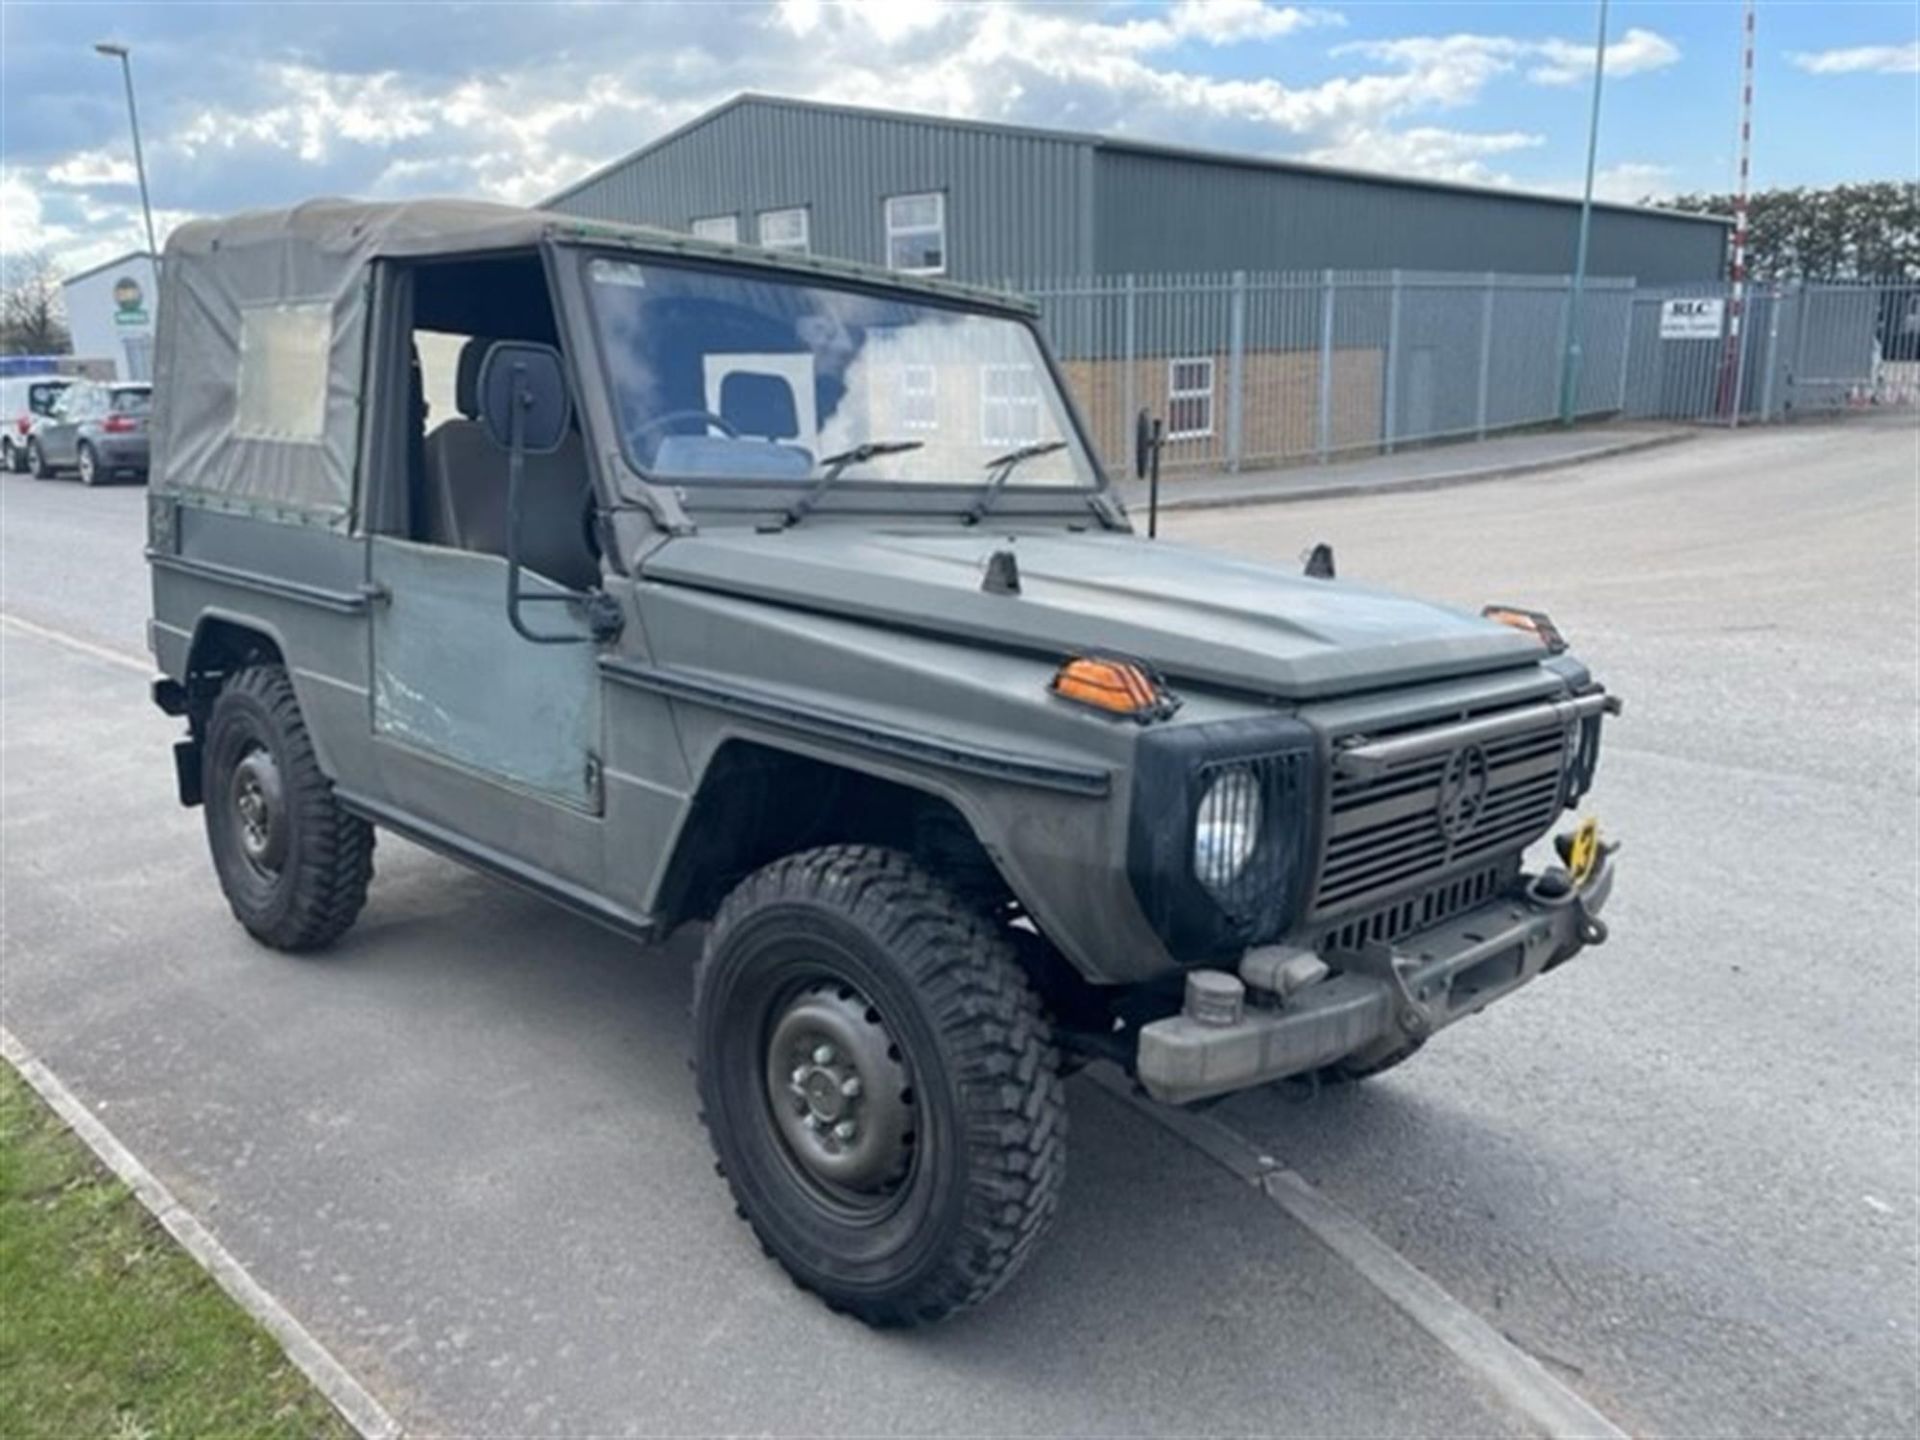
1 1027 405 1440
0 609 149 674
1090 1067 1631 1440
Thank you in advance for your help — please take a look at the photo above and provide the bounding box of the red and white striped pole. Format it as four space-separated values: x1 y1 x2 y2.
1719 0 1757 423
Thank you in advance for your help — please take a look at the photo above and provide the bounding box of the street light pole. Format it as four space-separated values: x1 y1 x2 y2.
93 42 158 265
1557 0 1610 426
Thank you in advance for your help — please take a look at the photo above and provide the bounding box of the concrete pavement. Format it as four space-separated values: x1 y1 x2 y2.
1116 420 1694 514
3 413 1917 1437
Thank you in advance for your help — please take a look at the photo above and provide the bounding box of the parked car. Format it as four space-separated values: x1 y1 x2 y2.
148 199 1621 1327
1 375 71 473
27 380 151 484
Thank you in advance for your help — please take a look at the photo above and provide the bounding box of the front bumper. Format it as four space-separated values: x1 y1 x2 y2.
1136 834 1616 1105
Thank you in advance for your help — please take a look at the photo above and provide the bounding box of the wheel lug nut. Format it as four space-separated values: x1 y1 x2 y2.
812 1044 836 1065
803 1114 822 1131
790 1066 808 1086
833 1120 856 1142
840 1076 862 1099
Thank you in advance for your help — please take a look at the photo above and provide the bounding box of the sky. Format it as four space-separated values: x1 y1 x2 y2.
3 0 1916 277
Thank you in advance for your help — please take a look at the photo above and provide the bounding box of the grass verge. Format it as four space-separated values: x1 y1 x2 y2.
0 1061 358 1440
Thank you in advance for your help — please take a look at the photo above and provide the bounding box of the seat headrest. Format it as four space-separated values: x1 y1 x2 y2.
455 336 497 421
719 371 800 440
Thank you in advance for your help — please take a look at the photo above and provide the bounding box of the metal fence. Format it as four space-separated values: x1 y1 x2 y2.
1015 269 1920 474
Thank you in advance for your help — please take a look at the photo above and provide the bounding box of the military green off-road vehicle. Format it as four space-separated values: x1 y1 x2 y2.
147 200 1618 1326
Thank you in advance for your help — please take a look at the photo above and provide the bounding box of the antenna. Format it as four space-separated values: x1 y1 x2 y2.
1718 0 1757 424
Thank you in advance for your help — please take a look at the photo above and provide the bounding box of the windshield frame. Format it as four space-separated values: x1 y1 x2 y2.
566 245 1111 522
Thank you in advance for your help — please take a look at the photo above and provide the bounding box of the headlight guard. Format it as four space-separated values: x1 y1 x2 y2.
1127 715 1317 965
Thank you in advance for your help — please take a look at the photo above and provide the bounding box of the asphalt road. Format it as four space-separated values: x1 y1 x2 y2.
3 416 1917 1438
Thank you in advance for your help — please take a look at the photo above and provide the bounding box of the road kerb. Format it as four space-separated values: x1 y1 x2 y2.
1 1026 405 1440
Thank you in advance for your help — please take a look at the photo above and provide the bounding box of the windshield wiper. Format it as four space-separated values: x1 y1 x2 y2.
784 440 924 528
965 440 1068 525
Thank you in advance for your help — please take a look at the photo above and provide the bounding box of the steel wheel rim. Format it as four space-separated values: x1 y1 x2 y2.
762 976 918 1217
230 743 288 878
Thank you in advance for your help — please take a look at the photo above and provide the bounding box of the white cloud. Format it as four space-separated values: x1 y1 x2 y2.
1533 161 1678 206
1337 26 1680 90
1529 27 1681 86
1789 42 1920 76
45 150 138 188
1166 1 1343 45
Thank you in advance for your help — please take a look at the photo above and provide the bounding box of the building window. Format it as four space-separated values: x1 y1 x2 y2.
980 364 1039 446
757 207 809 253
1167 357 1214 440
885 192 946 274
691 214 739 244
899 364 937 431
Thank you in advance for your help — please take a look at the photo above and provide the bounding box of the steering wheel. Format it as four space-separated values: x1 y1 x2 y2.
632 409 739 443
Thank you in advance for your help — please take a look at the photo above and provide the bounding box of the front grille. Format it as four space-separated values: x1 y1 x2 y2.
1315 861 1513 955
1314 709 1569 915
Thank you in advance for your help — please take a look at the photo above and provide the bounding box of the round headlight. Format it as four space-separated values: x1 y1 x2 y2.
1193 767 1263 893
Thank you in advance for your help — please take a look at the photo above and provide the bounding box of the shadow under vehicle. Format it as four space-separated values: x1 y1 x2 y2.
146 199 1620 1326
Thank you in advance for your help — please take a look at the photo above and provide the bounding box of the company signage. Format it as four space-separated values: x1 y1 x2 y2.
1659 297 1724 340
112 275 149 327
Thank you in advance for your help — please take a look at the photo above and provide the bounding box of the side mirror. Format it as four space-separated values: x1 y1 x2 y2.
478 341 570 454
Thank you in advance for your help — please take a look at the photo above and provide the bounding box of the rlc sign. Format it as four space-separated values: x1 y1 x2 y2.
1659 297 1725 340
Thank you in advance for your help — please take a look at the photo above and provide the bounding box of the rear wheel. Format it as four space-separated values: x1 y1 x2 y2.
203 665 374 951
695 845 1066 1327
2 439 19 473
26 440 50 479
76 442 99 486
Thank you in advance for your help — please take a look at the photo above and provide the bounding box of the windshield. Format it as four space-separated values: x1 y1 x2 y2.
584 255 1097 492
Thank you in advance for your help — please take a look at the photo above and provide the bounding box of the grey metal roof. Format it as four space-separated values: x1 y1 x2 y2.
60 249 155 288
543 92 1733 230
164 196 1037 313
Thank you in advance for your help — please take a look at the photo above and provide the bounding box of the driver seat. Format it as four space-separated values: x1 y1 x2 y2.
421 337 600 593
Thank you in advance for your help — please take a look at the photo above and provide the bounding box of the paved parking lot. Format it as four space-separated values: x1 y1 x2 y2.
3 414 1916 1437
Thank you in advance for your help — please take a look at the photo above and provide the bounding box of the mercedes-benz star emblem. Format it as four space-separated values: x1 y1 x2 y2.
1435 744 1490 841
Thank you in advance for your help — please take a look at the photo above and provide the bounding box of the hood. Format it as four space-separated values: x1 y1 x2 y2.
640 526 1545 700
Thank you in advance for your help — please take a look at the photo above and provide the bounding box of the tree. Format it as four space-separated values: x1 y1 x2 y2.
1 250 71 355
1656 182 1920 282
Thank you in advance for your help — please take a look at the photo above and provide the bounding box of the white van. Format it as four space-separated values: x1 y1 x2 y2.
0 375 73 473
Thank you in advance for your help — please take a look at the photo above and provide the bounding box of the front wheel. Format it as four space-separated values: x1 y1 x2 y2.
694 846 1066 1327
76 442 100 486
1 439 19 473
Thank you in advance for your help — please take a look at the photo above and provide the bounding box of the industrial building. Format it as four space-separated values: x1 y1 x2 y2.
545 94 1729 285
61 250 158 381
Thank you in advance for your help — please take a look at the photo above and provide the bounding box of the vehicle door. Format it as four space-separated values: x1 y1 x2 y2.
39 384 89 465
359 254 615 899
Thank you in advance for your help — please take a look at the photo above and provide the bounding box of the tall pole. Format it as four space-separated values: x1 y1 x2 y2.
94 43 158 265
1717 0 1757 424
1558 0 1610 427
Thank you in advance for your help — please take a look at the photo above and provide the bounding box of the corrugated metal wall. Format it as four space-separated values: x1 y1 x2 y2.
549 100 1092 278
1090 149 1725 283
547 98 1728 287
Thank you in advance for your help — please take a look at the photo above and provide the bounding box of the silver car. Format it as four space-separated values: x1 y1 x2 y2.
28 380 151 484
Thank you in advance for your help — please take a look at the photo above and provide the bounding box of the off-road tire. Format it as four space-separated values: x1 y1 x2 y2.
203 665 374 951
694 845 1066 1327
26 439 51 479
76 442 100 486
